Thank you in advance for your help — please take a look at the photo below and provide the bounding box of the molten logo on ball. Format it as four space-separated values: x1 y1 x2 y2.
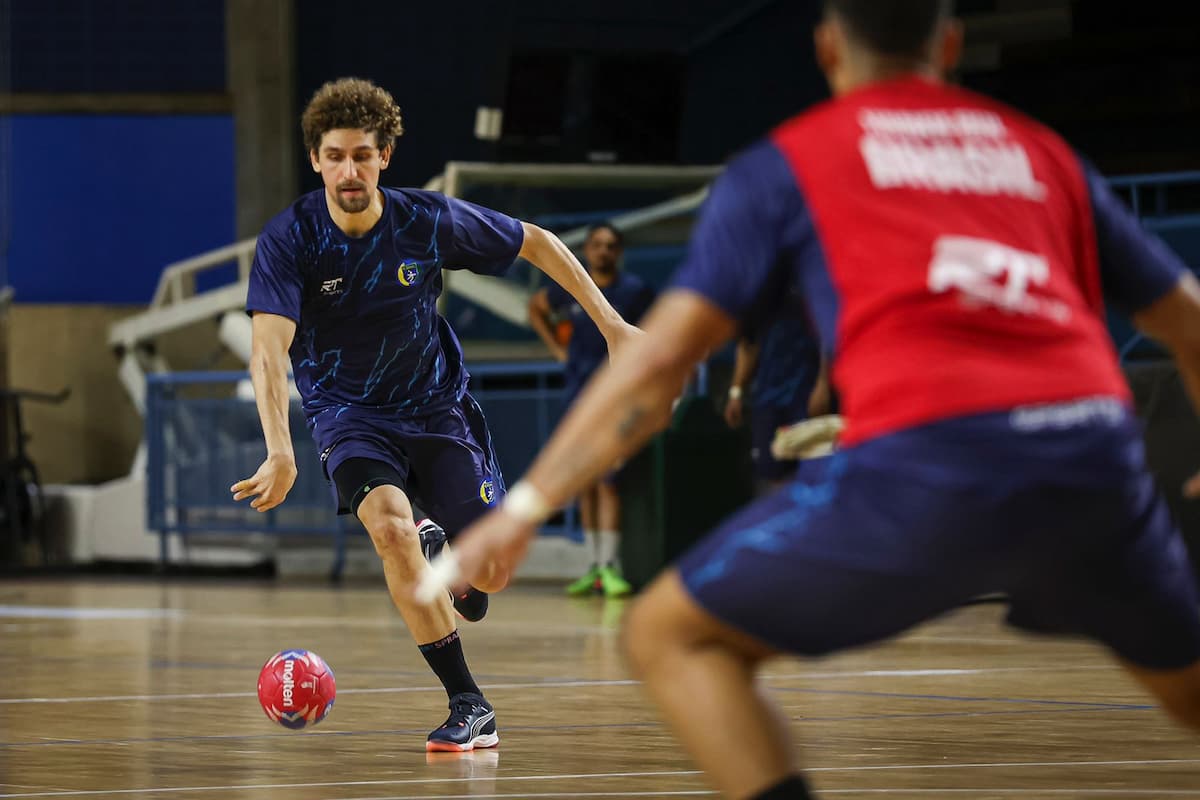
257 649 336 729
281 658 295 707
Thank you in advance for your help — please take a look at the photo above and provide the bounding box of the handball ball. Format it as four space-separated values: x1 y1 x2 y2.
257 649 336 729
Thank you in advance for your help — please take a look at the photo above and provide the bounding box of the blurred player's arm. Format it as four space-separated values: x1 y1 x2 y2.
231 312 299 511
1083 159 1200 499
724 337 760 428
519 223 640 352
528 290 735 506
528 288 567 363
1131 273 1200 498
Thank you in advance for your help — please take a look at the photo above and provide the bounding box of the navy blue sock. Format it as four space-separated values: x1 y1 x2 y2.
418 630 482 699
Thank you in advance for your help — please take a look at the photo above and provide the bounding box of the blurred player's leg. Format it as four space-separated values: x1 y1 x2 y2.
1121 660 1200 729
624 570 805 798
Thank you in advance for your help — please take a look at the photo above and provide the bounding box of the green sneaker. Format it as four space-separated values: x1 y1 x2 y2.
566 565 602 596
598 565 633 598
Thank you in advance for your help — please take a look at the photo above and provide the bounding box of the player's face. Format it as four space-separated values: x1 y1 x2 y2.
582 228 622 275
311 129 392 214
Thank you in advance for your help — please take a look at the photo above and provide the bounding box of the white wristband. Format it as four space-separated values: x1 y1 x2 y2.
416 551 460 605
728 385 743 400
502 481 553 525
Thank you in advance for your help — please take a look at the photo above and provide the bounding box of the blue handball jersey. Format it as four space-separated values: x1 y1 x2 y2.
247 187 524 420
747 289 820 411
546 271 656 395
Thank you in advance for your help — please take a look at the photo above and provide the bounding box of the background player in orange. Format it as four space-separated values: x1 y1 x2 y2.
529 223 655 597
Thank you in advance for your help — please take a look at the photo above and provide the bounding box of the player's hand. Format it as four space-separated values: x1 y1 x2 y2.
231 453 297 512
1185 470 1200 500
724 395 744 428
417 508 536 603
603 320 644 362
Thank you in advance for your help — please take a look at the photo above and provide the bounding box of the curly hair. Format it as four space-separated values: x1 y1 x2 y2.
301 77 405 154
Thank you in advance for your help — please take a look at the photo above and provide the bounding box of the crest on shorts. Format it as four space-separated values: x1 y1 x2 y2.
479 479 497 505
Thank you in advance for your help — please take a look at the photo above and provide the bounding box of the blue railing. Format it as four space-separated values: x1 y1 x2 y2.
145 363 577 575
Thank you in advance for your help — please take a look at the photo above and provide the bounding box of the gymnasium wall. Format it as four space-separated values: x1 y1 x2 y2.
3 1 234 482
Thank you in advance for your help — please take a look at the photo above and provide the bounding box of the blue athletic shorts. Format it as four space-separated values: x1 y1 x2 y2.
677 399 1200 670
310 393 504 537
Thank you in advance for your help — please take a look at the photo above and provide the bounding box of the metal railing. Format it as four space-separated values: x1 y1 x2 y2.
144 362 578 576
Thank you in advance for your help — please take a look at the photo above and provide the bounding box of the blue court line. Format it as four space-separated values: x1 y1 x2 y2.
798 705 1152 723
0 705 1151 750
768 685 1152 710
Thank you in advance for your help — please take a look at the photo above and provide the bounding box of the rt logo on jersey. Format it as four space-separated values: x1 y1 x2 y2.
398 261 422 287
320 277 344 296
927 235 1071 324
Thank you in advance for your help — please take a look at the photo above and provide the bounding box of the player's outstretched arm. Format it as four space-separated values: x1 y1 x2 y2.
518 222 641 354
424 291 737 594
1132 272 1200 498
232 312 299 512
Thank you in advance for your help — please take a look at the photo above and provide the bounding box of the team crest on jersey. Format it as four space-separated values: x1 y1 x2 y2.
479 479 496 505
397 261 422 287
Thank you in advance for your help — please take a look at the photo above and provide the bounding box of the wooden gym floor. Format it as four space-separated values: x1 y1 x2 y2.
1 578 1198 798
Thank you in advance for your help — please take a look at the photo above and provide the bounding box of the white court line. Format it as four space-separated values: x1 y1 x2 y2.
818 792 1200 796
4 759 1200 798
0 607 182 621
0 664 1125 706
342 794 715 800
807 758 1200 773
0 770 700 798
0 679 639 705
338 792 1200 800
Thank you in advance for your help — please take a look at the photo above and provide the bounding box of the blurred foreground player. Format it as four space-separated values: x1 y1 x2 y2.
436 0 1200 794
232 78 638 751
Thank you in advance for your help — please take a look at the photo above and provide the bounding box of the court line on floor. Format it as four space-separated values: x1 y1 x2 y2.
332 793 717 799
815 792 1200 796
0 678 639 705
770 685 1151 709
0 665 1129 706
0 704 1146 750
334 792 1200 800
0 607 183 620
5 759 1200 798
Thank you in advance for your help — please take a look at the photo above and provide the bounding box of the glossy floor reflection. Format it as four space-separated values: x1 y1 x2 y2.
1 578 1198 798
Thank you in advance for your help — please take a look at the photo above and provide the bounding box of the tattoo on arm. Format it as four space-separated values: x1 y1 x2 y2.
618 405 649 439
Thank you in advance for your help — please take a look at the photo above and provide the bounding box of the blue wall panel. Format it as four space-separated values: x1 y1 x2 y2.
9 115 235 303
